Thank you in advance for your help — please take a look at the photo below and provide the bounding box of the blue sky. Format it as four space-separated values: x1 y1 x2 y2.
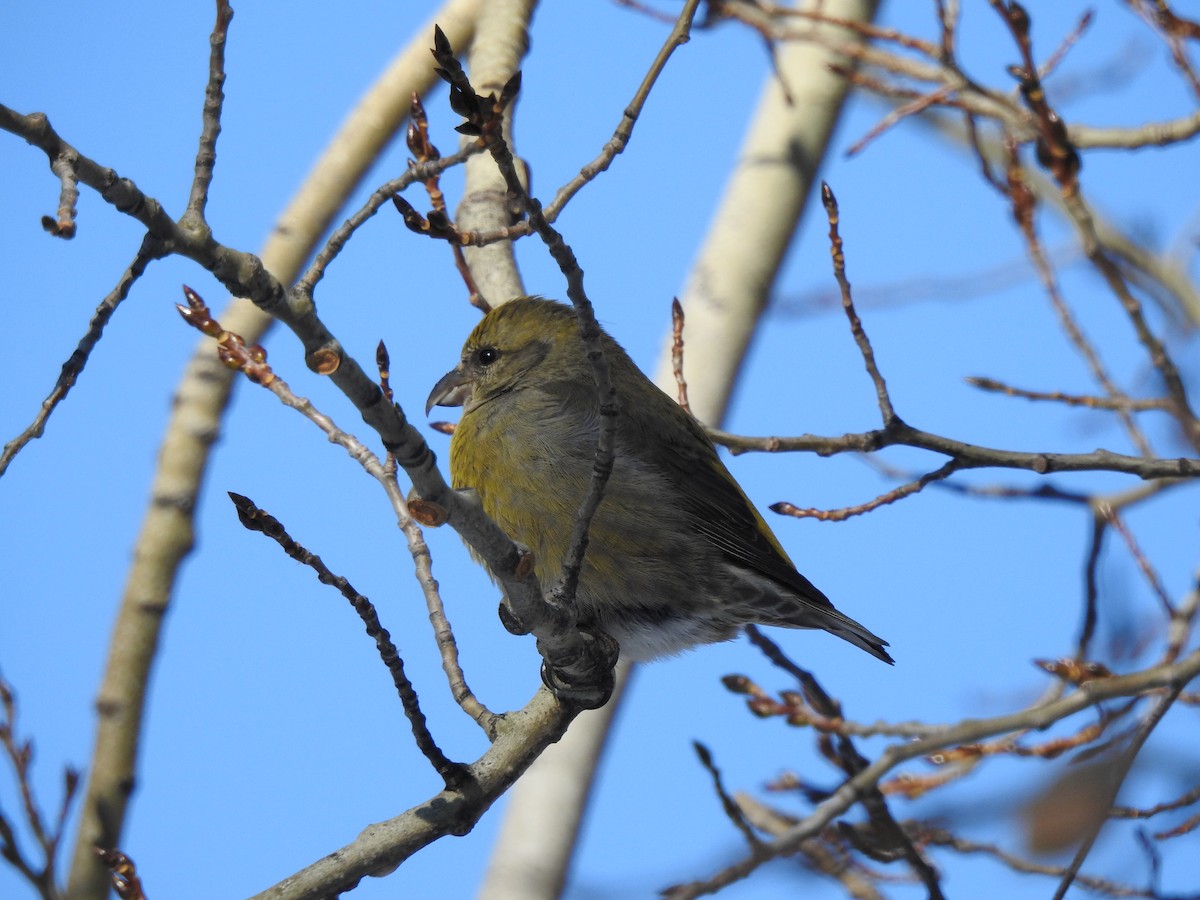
2 2 1198 898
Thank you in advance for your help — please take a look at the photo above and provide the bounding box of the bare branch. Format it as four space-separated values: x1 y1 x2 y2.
670 650 1200 898
772 459 961 521
670 297 692 414
740 628 944 899
178 292 499 732
184 0 233 224
0 676 76 900
710 419 1200 479
692 742 765 853
966 377 1173 413
1097 504 1177 618
543 0 705 220
226 492 469 787
247 689 576 900
0 237 164 477
821 182 896 425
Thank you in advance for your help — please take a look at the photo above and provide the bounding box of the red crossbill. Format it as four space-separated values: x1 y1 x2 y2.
427 297 891 664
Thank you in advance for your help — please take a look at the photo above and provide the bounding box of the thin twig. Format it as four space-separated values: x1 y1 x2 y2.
178 290 499 733
1096 504 1177 617
295 147 477 299
0 677 77 900
1112 784 1200 820
1037 9 1095 81
693 742 764 852
406 93 487 310
184 0 233 224
997 137 1154 457
0 237 165 477
708 418 1200 479
670 649 1200 898
670 297 691 413
1125 0 1200 99
376 341 490 725
920 826 1177 897
722 672 941 739
772 459 961 521
1061 186 1200 451
966 377 1173 412
743 627 945 899
820 183 896 424
846 85 953 157
544 0 705 220
227 491 470 788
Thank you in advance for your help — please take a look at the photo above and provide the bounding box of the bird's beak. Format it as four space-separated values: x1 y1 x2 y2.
426 366 474 415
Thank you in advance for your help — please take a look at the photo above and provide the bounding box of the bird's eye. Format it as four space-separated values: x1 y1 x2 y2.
476 347 500 366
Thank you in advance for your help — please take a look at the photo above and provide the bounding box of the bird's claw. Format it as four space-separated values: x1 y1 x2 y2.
539 629 620 710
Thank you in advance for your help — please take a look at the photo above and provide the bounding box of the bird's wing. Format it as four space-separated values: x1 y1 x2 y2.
617 389 836 608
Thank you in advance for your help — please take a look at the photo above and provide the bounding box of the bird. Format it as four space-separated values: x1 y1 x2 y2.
426 297 892 664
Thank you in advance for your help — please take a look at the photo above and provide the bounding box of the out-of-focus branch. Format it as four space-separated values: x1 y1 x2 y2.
668 649 1200 898
929 111 1200 328
1000 140 1157 456
766 2 1200 149
1052 683 1184 899
769 1 1200 329
734 793 886 899
0 677 78 900
741 627 945 897
918 826 1172 896
1123 0 1200 100
693 741 766 851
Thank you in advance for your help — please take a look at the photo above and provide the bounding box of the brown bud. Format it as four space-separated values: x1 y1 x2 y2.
721 674 753 695
408 498 448 527
306 346 342 375
779 690 804 707
514 547 535 579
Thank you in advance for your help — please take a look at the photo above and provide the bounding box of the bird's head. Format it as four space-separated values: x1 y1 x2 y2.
426 297 586 415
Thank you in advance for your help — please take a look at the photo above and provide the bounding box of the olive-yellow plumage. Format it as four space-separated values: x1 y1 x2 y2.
427 298 891 664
